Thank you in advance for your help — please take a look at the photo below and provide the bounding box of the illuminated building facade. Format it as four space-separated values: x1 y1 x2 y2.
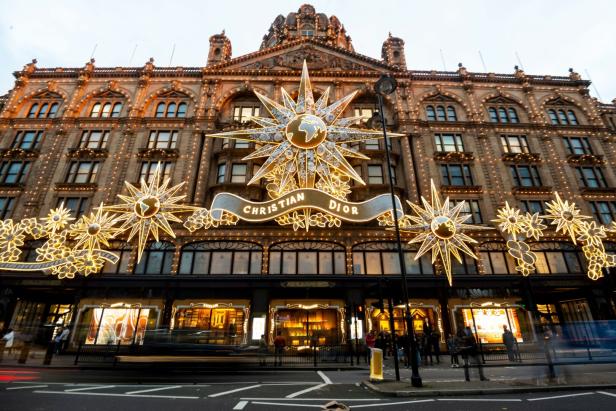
1 4 616 349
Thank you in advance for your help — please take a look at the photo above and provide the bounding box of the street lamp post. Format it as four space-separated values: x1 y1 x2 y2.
375 74 422 387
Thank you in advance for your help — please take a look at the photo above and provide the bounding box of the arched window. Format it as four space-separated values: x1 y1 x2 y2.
179 241 262 275
507 108 519 123
269 242 345 275
352 242 433 275
498 107 509 123
133 241 175 275
176 102 187 117
111 102 122 117
102 242 132 275
37 103 49 118
436 105 446 121
557 110 568 125
567 110 578 125
155 102 165 117
166 102 177 117
48 103 59 118
446 106 457 121
530 242 585 275
101 103 112 118
488 107 498 123
480 242 517 274
548 109 559 124
426 105 436 121
90 103 101 117
27 103 39 118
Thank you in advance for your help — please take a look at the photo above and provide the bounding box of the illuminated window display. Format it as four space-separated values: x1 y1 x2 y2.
369 306 437 336
84 307 155 345
274 308 340 346
461 307 523 344
173 306 246 344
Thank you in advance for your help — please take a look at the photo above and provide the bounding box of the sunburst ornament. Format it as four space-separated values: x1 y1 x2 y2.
400 180 490 286
69 203 120 255
103 165 197 262
543 192 590 243
42 203 75 234
205 60 403 229
492 202 526 240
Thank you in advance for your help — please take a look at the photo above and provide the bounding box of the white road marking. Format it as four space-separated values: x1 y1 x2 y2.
208 384 262 398
64 385 116 392
285 383 327 398
33 390 199 399
125 385 182 395
317 370 332 384
437 398 523 402
241 398 381 401
527 392 595 401
596 391 616 398
346 399 436 408
252 402 322 408
233 401 249 410
6 385 48 390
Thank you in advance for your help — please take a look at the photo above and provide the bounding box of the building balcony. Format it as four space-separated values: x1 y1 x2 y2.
566 153 605 166
136 147 180 160
501 152 541 164
66 147 109 159
0 148 40 159
511 185 553 195
439 185 483 195
54 182 98 192
433 151 474 163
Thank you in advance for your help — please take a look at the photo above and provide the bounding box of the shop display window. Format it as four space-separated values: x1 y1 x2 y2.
84 307 155 345
274 308 340 346
461 307 523 344
369 307 437 336
173 306 245 344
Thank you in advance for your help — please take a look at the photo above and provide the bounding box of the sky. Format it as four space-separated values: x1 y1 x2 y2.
0 0 615 101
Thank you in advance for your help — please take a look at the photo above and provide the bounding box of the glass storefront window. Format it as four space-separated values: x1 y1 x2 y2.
268 242 345 275
84 307 155 345
461 308 523 344
369 307 437 336
173 306 245 345
274 308 340 346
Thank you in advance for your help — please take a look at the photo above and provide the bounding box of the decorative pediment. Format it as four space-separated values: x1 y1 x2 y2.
158 90 189 99
545 96 571 106
32 91 62 99
485 95 518 105
424 93 457 103
210 39 397 73
94 90 125 99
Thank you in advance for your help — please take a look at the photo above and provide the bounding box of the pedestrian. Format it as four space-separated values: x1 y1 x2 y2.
431 330 441 364
273 331 286 366
423 333 433 365
54 327 69 354
447 333 459 368
502 325 516 362
258 334 268 366
2 328 15 355
460 326 488 382
366 330 376 364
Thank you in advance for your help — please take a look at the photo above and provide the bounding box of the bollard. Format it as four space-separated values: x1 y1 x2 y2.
369 348 383 381
18 342 32 364
43 341 55 365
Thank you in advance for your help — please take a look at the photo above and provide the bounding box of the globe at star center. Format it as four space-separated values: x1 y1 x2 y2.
285 114 328 149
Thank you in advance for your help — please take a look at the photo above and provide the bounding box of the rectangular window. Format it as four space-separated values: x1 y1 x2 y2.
234 140 250 149
0 197 15 219
390 165 397 186
216 163 226 183
364 139 380 150
520 200 545 214
563 137 593 155
441 164 473 186
0 161 31 184
353 106 377 124
57 197 89 219
500 135 529 153
79 130 109 149
233 105 260 123
510 165 542 187
435 133 464 152
576 167 607 188
147 130 178 149
65 161 99 184
139 161 173 183
589 201 616 224
230 164 247 183
451 199 482 223
367 165 384 184
11 130 44 150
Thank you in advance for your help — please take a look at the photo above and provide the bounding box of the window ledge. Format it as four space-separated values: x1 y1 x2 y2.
580 186 616 196
0 182 25 190
511 185 553 195
440 185 483 195
66 147 109 159
501 152 541 163
137 148 179 159
566 153 604 166
0 148 40 159
54 182 98 192
433 151 474 162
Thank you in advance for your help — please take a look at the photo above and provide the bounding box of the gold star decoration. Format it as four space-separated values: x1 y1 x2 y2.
543 192 590 243
103 164 198 262
69 203 120 255
399 180 490 286
204 60 403 229
42 203 75 234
